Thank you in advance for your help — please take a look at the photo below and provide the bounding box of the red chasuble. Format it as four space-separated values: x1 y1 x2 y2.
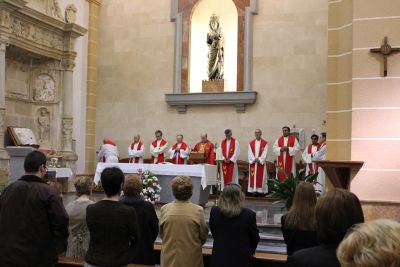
151 139 167 164
193 141 216 165
306 144 320 174
221 138 236 184
101 139 116 162
171 142 189 164
249 139 268 188
129 142 143 163
277 136 296 181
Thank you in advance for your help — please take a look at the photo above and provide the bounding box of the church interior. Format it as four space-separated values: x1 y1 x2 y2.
1 0 400 266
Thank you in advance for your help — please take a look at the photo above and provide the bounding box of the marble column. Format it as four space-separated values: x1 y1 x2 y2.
0 37 10 182
85 0 101 173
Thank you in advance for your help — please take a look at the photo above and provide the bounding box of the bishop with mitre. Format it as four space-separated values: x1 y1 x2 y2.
248 129 268 194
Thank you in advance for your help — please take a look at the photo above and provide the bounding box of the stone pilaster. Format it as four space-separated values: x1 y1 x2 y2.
85 0 101 173
0 37 9 183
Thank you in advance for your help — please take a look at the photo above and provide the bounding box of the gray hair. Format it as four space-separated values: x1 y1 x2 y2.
218 184 244 218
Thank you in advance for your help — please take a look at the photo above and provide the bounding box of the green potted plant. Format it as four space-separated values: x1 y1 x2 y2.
267 167 319 210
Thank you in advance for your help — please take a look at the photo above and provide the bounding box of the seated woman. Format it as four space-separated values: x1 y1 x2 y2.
65 176 94 258
281 182 318 255
337 219 400 267
120 174 159 265
160 176 209 267
287 189 364 267
85 167 140 267
209 184 260 267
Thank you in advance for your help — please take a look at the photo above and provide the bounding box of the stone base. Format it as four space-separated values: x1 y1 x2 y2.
202 79 226 92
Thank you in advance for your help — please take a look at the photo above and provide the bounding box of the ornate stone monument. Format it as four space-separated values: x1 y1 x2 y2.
0 0 87 182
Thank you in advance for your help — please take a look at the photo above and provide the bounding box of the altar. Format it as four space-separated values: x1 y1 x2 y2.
94 163 217 205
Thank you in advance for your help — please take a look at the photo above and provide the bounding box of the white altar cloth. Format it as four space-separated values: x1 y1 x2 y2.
47 168 73 179
94 163 217 189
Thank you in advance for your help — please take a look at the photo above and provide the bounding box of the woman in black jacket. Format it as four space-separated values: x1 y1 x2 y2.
281 181 318 255
120 174 159 266
209 183 260 267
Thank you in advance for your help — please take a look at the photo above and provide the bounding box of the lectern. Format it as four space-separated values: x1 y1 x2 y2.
315 160 364 189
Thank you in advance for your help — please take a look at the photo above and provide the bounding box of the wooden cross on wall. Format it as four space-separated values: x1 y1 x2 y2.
370 36 400 77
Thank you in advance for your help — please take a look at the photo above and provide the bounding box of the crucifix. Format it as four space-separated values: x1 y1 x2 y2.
370 36 400 77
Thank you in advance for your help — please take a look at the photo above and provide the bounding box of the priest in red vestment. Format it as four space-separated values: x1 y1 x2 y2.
168 134 191 164
128 134 145 163
302 134 320 175
150 130 168 164
192 133 215 165
220 129 240 189
248 129 269 194
273 126 300 180
98 138 119 163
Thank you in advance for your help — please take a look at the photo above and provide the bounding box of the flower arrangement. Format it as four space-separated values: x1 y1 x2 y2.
138 169 162 204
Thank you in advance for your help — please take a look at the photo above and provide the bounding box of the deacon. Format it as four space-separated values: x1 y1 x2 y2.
220 129 240 189
192 133 216 165
150 130 168 164
168 134 191 164
248 129 269 194
128 134 145 163
98 138 119 163
302 134 320 175
311 132 327 193
273 126 300 180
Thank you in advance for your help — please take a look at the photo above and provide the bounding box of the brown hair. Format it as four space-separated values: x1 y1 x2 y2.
172 176 193 201
284 182 316 231
218 183 244 218
74 176 93 196
337 219 400 267
123 174 142 196
316 189 364 244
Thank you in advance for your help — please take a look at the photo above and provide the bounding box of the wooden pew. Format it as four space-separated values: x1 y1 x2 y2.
57 256 154 267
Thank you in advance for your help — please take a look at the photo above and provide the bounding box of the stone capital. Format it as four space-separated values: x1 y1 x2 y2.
0 36 9 52
61 58 75 71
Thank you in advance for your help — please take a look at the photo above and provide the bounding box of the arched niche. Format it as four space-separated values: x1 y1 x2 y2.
189 0 238 92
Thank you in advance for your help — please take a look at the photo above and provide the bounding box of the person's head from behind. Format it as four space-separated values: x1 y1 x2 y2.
123 174 143 197
172 176 193 201
316 189 364 245
100 167 124 197
218 183 244 218
337 219 400 267
74 176 93 197
285 182 317 231
24 150 47 178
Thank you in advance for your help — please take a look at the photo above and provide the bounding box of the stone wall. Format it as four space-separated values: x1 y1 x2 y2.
94 0 328 167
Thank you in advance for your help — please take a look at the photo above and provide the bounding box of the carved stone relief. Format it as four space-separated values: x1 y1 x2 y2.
62 118 73 151
65 4 77 24
37 107 50 143
5 60 30 99
34 74 55 102
0 10 11 28
50 0 64 21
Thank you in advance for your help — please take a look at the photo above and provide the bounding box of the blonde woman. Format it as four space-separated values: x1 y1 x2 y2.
65 176 94 258
209 184 260 267
281 182 318 255
337 219 400 267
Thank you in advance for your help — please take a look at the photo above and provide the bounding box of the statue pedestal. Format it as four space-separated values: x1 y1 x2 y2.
202 79 227 92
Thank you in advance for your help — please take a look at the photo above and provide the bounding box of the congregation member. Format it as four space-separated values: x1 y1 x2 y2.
0 151 69 267
302 134 320 176
85 167 140 267
220 129 240 189
168 134 191 164
209 184 260 267
192 133 216 164
97 138 119 163
247 129 269 194
66 176 94 258
150 130 168 164
128 134 144 163
121 174 159 265
160 176 208 267
311 132 327 193
273 126 300 180
337 219 400 267
281 182 318 255
287 189 364 267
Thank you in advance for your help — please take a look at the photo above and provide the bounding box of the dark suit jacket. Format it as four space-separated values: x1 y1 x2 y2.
209 206 260 267
287 244 341 267
0 175 69 267
121 195 159 265
281 214 318 255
